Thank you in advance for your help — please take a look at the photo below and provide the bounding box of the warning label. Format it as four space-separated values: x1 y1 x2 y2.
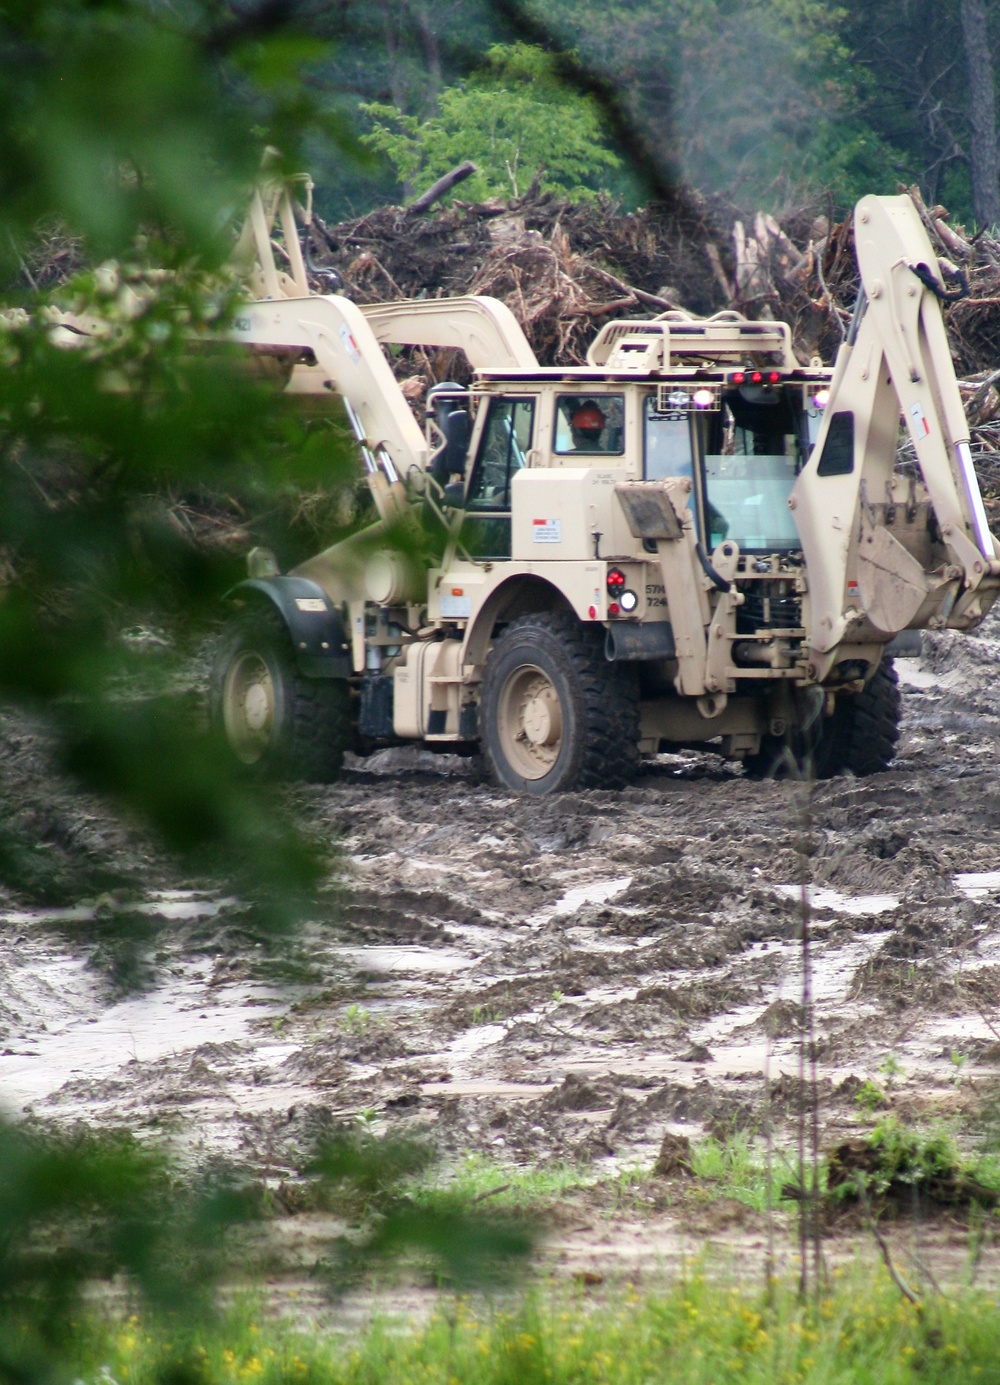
532 518 562 543
909 402 931 438
338 322 361 364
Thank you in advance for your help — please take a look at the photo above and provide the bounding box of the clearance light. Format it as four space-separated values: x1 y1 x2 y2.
812 389 830 409
619 589 638 613
767 370 781 383
693 388 714 409
606 567 627 594
750 370 764 384
731 370 745 385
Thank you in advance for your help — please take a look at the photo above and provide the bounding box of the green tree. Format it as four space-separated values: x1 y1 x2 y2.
361 42 622 201
525 0 867 209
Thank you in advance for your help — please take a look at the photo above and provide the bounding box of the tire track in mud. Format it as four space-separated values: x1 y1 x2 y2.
4 625 1000 1287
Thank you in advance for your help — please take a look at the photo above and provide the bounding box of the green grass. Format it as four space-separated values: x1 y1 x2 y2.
339 1004 374 1036
86 1270 1000 1385
403 1136 794 1220
690 1131 798 1213
407 1154 602 1212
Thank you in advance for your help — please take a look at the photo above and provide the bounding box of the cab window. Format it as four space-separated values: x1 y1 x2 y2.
461 396 535 559
554 394 624 455
465 397 535 509
643 395 695 482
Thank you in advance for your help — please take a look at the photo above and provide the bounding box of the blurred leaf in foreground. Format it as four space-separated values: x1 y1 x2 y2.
0 0 358 922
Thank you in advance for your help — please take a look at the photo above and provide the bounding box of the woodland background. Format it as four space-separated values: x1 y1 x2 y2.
308 0 1000 230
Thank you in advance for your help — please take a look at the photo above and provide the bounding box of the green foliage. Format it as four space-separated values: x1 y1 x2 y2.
0 2 352 276
0 1118 534 1384
340 1003 374 1034
85 1271 1000 1384
308 1134 533 1288
0 0 365 924
836 0 995 223
409 1154 599 1212
362 43 621 201
523 0 862 209
862 1115 964 1197
690 1131 798 1213
855 1078 889 1117
0 1117 256 1384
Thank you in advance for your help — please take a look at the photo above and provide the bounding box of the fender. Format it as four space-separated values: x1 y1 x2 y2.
225 576 352 678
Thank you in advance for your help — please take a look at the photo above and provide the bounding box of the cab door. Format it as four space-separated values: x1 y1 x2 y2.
460 396 536 560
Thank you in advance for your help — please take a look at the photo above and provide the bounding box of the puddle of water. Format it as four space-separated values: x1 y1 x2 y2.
446 1023 507 1065
1 890 236 927
811 937 878 1001
553 877 632 916
685 934 879 1052
333 945 473 976
134 897 233 920
925 1015 1000 1044
421 1078 549 1099
0 961 285 1113
524 875 632 928
955 871 1000 901
773 884 899 917
1 904 99 926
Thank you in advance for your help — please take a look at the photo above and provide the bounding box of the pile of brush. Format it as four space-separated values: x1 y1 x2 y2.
310 176 1000 489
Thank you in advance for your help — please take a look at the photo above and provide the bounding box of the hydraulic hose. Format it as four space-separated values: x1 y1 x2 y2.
696 541 731 593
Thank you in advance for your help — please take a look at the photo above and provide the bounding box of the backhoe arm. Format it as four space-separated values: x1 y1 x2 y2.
228 295 426 525
791 194 1000 658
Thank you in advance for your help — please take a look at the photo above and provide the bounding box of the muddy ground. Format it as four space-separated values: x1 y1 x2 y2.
4 617 1000 1311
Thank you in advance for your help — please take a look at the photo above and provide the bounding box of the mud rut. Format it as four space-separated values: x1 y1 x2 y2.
4 617 1000 1303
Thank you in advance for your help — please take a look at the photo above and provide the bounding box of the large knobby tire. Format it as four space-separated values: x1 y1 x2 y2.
745 658 901 781
210 605 352 783
480 612 639 795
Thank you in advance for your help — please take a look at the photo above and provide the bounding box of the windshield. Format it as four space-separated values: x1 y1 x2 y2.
704 390 802 552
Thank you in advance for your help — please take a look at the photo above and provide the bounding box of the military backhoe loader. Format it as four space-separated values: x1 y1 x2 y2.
42 172 1000 793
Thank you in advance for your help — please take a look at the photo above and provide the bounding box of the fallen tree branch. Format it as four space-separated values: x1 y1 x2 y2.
586 263 679 311
566 296 636 317
855 1176 920 1304
406 162 477 216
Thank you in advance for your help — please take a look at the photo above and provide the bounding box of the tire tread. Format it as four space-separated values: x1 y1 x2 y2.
481 611 639 793
211 605 352 783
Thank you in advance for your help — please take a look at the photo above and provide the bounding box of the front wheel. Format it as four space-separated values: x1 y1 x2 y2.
210 606 352 782
479 611 639 795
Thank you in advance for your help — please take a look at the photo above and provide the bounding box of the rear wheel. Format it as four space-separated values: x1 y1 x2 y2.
745 658 901 780
210 606 352 782
480 612 639 795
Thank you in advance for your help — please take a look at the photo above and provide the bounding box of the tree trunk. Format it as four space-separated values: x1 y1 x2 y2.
961 0 1000 228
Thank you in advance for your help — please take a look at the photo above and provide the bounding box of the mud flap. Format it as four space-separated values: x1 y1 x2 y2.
605 621 676 662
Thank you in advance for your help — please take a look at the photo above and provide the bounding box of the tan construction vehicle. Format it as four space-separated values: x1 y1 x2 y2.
208 175 1000 793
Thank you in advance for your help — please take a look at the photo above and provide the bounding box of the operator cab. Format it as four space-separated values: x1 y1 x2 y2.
436 371 820 565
